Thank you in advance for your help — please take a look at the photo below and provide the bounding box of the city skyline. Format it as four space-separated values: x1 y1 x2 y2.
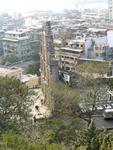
0 0 108 15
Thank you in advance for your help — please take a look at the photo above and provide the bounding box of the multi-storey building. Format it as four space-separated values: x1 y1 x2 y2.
2 28 40 61
85 30 113 60
0 13 25 30
108 0 113 20
85 36 108 60
59 39 84 71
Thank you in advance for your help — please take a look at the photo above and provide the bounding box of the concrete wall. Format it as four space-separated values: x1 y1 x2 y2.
107 30 113 48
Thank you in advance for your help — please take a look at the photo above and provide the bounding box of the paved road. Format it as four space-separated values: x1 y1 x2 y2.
11 60 34 73
93 116 113 129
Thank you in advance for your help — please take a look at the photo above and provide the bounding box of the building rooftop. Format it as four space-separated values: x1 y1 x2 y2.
0 67 23 76
20 74 38 83
79 57 107 62
2 38 19 42
54 39 62 44
88 28 107 33
3 36 29 41
68 39 85 44
6 29 31 35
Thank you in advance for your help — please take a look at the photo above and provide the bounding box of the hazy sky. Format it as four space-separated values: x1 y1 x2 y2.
0 0 107 14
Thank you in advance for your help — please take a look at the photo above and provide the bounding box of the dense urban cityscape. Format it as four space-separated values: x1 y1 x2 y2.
1 0 113 150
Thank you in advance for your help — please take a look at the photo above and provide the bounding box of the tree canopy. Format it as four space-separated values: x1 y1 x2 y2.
26 61 40 76
76 61 109 78
0 77 33 133
50 82 80 117
1 54 19 65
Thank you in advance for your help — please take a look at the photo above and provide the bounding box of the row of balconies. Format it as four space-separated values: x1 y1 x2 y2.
60 52 81 59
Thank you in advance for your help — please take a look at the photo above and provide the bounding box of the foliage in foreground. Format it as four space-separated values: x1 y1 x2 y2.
0 77 33 133
0 131 66 150
0 121 113 150
50 82 80 117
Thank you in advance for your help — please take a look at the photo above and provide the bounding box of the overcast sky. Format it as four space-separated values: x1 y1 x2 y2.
0 0 107 14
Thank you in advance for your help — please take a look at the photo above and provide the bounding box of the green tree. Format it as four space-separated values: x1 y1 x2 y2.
0 131 44 150
76 61 109 78
0 131 67 150
50 83 80 117
85 120 98 150
0 77 33 133
26 61 40 75
74 62 110 125
47 143 66 150
1 54 19 65
106 78 113 90
76 120 99 150
100 133 113 150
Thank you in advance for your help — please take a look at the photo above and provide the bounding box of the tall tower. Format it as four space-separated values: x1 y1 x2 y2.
108 0 113 20
40 21 59 112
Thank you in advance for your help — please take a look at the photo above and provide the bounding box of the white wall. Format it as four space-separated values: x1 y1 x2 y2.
107 31 113 48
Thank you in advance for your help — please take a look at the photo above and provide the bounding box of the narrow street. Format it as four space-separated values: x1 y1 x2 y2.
10 60 34 73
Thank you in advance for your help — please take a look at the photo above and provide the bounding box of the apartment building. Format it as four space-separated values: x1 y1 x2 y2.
2 28 39 61
59 39 84 71
85 30 113 60
85 36 108 60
